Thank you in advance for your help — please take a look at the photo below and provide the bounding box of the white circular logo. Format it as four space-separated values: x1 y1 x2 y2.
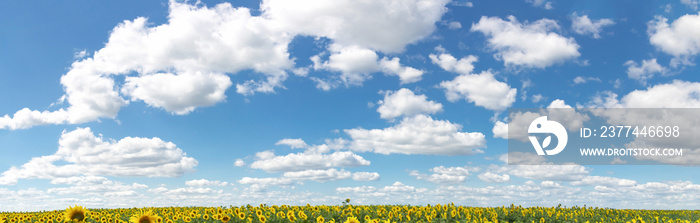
528 116 568 155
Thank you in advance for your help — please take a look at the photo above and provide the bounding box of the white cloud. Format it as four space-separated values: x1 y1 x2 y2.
345 115 486 155
591 80 700 108
311 45 380 88
379 57 425 84
275 138 309 149
0 1 300 129
352 172 381 181
571 13 615 39
381 181 421 193
502 164 589 181
376 88 443 120
185 179 229 187
1 0 451 130
448 21 463 30
50 176 110 185
238 177 293 185
311 45 424 89
492 121 509 139
624 59 666 84
573 76 602 85
234 159 246 167
282 169 352 182
648 13 700 66
527 0 553 10
471 15 580 68
249 151 370 172
159 187 224 196
681 0 700 10
122 71 232 115
336 186 377 193
570 176 637 187
0 128 197 185
532 94 544 103
262 0 450 53
0 109 70 130
478 172 510 183
440 70 517 111
497 153 589 181
410 166 475 184
47 180 148 196
429 53 478 75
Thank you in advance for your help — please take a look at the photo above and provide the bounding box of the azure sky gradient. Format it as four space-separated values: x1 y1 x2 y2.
1 0 700 211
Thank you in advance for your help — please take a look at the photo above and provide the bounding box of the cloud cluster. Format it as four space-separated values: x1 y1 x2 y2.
1 0 451 130
648 12 700 67
571 13 614 39
346 115 486 155
430 52 516 111
471 15 580 68
376 88 443 120
0 128 197 185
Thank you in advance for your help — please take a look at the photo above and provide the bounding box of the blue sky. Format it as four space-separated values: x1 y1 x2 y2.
2 0 700 211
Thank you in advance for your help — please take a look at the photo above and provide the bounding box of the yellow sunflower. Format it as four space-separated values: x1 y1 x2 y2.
129 210 162 223
64 205 89 223
344 216 360 223
221 215 231 223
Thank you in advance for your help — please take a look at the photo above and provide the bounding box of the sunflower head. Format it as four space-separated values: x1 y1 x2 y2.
129 210 162 223
344 216 360 223
64 205 89 223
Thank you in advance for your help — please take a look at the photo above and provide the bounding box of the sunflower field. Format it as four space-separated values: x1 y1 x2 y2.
1 202 700 223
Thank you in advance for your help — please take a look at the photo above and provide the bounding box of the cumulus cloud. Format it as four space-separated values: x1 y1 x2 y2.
440 70 517 111
379 57 425 84
624 59 666 84
410 165 476 184
573 76 602 85
185 179 230 187
262 0 450 53
501 163 589 181
429 53 478 75
249 151 370 172
275 138 309 149
570 176 637 187
648 12 700 67
352 172 381 181
122 71 232 115
310 45 425 89
478 172 511 183
237 177 294 191
282 169 352 182
497 153 589 181
682 0 700 10
376 88 443 120
0 1 293 129
234 159 246 167
345 115 486 155
590 80 700 108
448 21 463 30
527 0 553 10
0 128 197 185
571 13 615 39
492 121 509 139
2 0 450 130
471 15 580 68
